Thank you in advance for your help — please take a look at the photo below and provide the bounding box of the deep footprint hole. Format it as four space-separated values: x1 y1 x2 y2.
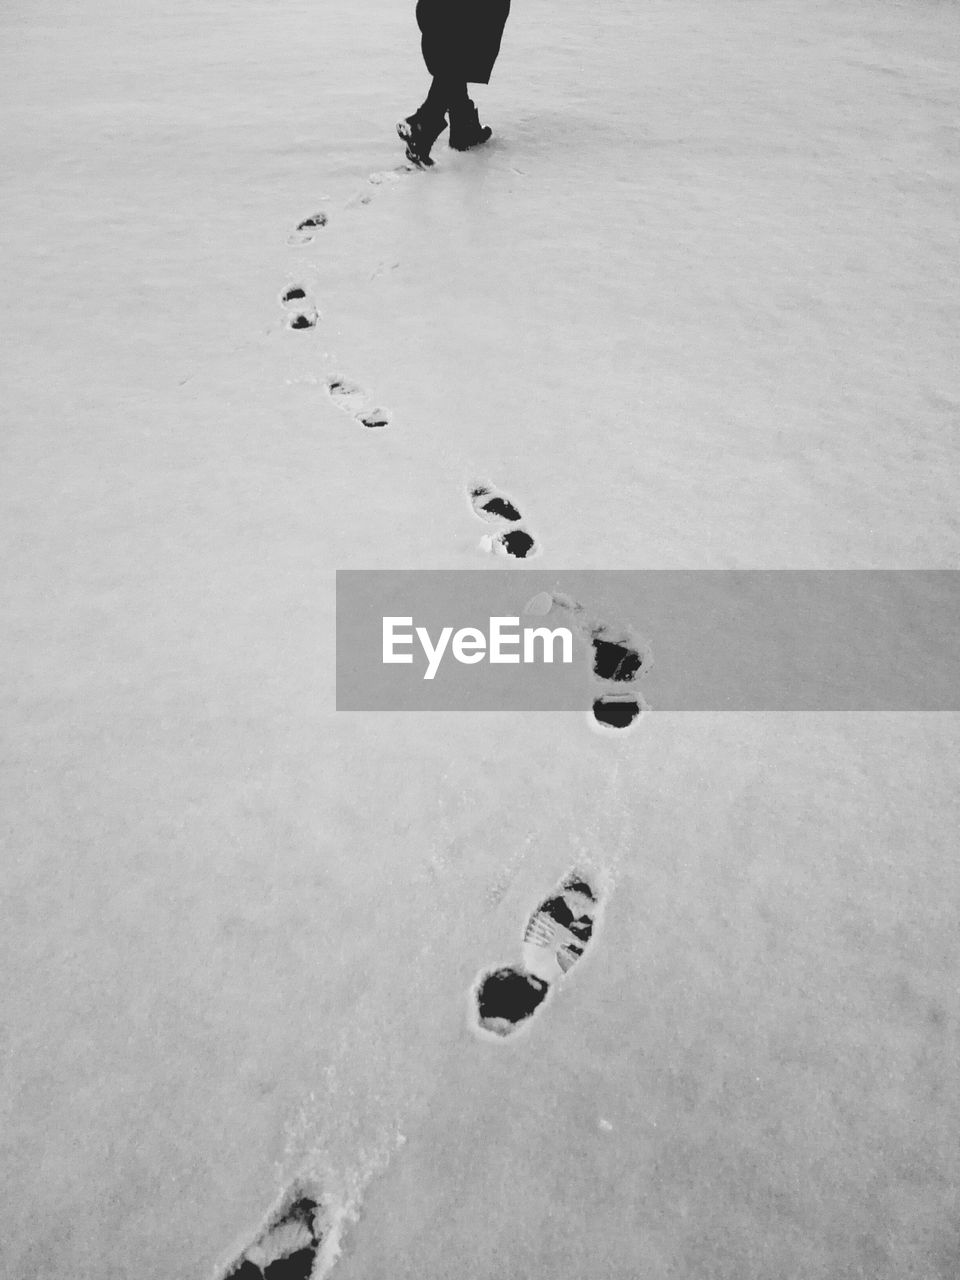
592 696 641 729
287 313 316 330
222 1191 322 1280
263 1251 315 1280
592 634 643 682
476 967 549 1033
226 1264 261 1280
281 286 307 303
297 213 327 230
482 496 521 521
498 529 535 558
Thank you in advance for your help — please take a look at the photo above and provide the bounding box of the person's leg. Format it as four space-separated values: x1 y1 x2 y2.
441 79 470 114
398 75 451 167
419 75 459 121
448 83 492 151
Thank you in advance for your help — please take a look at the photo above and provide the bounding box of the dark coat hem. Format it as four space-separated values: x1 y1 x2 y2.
416 0 511 85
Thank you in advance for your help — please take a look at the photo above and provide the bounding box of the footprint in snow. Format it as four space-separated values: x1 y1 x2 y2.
279 284 320 330
368 165 415 186
470 486 522 523
344 164 417 209
469 483 539 559
325 376 392 429
220 1184 325 1280
473 871 601 1038
288 211 328 246
591 695 643 730
590 627 645 684
524 591 649 730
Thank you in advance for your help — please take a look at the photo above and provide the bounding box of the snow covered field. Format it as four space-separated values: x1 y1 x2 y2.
2 0 959 1276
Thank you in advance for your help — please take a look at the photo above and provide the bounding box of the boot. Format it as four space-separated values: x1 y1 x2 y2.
448 100 492 151
397 110 447 167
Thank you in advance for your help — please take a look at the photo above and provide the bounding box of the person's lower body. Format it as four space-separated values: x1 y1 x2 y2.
398 75 492 167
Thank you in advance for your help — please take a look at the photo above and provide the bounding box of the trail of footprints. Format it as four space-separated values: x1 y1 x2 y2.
474 871 600 1037
325 377 392 430
229 170 646 1280
283 196 397 429
467 486 647 725
282 159 448 419
280 155 513 423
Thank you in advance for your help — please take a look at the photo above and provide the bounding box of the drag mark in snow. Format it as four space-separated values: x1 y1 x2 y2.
325 377 392 429
369 260 401 282
473 872 601 1039
219 1183 325 1280
484 831 539 909
470 483 540 559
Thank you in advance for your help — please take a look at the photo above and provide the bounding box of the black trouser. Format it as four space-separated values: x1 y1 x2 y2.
420 75 470 121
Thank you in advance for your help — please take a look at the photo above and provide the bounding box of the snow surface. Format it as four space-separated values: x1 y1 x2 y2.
1 0 959 1277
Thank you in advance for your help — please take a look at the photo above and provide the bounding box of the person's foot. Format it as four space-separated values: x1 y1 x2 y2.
397 111 447 167
448 101 492 151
